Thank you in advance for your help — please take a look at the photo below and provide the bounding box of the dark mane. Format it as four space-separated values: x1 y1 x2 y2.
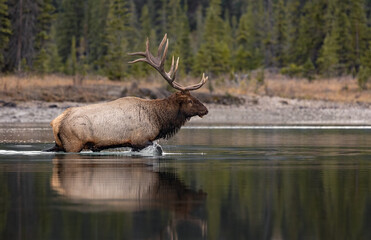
155 112 190 140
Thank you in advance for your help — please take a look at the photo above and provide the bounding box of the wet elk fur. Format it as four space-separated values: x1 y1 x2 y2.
47 34 208 152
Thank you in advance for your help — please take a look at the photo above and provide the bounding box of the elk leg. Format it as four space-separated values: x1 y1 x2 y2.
131 141 153 152
62 138 85 152
42 144 65 152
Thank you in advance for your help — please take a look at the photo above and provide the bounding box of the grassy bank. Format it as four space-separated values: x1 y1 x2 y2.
0 73 370 104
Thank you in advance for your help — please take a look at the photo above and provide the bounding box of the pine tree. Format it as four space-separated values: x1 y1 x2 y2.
140 4 151 38
358 41 371 89
335 2 353 74
67 36 77 76
0 0 11 69
33 48 48 74
194 0 230 76
56 0 84 62
33 0 55 73
166 0 193 75
45 25 63 73
317 0 340 76
195 5 204 50
178 3 193 74
7 0 39 71
349 0 369 71
295 0 327 66
317 31 340 76
86 0 109 72
127 3 156 77
285 0 301 64
272 0 288 67
104 0 130 80
235 3 263 72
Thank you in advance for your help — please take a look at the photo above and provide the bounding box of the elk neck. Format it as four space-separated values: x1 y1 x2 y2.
151 94 189 140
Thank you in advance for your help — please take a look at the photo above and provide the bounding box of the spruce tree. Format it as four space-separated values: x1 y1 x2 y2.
285 0 301 64
33 0 55 73
335 2 353 74
45 25 63 73
272 0 288 67
234 0 265 72
317 31 339 76
128 3 155 77
295 0 327 66
0 0 11 69
178 4 193 74
349 0 369 71
194 0 230 76
140 4 152 38
317 0 340 77
235 7 254 71
166 0 193 75
7 0 39 71
56 0 84 62
195 5 204 50
68 36 77 76
86 0 109 72
104 0 130 80
358 41 371 89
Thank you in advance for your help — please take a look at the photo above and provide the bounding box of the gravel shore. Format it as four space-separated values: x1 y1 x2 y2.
1 96 371 125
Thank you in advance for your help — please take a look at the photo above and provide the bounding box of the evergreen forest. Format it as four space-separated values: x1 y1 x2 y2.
1 0 371 86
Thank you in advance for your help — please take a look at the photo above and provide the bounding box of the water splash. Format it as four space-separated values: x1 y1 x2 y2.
80 142 164 157
0 150 54 156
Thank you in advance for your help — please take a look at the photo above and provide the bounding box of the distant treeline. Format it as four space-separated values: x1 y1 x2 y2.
1 0 371 86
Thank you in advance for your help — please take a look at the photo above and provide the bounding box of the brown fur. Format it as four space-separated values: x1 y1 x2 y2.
49 91 208 152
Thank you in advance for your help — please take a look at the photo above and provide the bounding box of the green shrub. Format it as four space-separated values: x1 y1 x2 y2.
280 64 304 78
357 66 370 90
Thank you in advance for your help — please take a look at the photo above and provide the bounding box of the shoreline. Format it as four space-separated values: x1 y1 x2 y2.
1 95 371 126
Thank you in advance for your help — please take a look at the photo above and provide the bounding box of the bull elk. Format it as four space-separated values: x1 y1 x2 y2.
46 34 208 152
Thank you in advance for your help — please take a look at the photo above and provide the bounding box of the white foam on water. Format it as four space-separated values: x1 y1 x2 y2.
81 142 164 157
0 150 54 156
163 152 206 156
184 125 371 130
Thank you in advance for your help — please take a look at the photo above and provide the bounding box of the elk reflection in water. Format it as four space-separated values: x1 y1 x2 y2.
51 154 207 238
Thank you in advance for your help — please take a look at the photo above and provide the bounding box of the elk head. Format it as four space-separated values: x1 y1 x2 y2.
128 34 208 118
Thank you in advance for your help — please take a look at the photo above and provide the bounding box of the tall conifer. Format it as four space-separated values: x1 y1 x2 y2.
104 0 130 80
0 0 11 69
194 0 230 76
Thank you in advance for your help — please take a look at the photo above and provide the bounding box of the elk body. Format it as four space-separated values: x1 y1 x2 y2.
47 34 208 152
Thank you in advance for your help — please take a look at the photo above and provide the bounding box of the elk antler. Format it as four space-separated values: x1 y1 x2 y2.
128 34 208 91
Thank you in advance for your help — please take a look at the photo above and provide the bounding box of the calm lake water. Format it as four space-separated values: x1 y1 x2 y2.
1 124 371 240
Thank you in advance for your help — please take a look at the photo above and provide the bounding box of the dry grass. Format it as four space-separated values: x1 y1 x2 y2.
0 74 121 91
1 73 371 104
214 73 371 104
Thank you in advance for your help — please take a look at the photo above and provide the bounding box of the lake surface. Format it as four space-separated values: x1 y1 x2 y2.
1 124 371 240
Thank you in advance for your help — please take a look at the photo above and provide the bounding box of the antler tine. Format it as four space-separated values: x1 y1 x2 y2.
127 50 146 64
181 73 208 91
128 58 148 64
169 73 208 92
168 56 175 79
167 56 178 81
128 34 207 92
159 39 169 70
157 34 168 58
127 51 146 57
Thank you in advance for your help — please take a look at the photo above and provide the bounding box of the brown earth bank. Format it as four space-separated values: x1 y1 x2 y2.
0 74 371 125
